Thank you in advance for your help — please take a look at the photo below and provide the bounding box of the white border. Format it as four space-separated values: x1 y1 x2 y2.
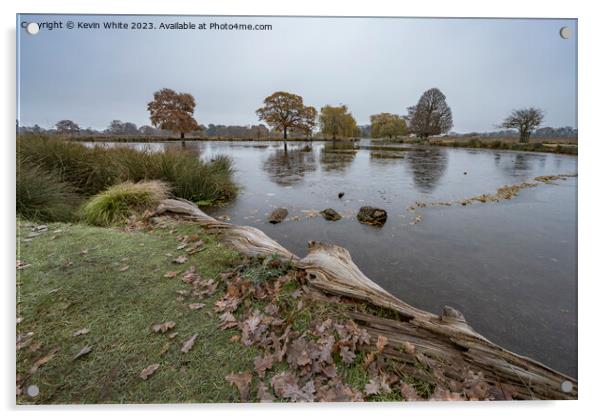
2 1 600 418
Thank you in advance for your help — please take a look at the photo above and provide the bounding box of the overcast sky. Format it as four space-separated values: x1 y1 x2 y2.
17 15 577 132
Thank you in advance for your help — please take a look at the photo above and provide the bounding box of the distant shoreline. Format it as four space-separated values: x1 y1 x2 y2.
65 135 578 155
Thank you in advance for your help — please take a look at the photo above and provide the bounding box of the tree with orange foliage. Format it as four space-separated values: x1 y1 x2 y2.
257 91 315 148
147 88 199 139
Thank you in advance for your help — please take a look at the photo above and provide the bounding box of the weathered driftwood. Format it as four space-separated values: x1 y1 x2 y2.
154 198 577 400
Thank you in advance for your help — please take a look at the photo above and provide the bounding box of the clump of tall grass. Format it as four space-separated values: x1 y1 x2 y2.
116 147 237 204
17 135 120 195
17 134 238 203
81 181 170 226
16 161 82 222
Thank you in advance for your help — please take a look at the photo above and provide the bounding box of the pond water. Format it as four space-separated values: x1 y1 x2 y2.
86 140 578 377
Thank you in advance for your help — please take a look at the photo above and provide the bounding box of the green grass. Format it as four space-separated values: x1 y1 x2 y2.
16 220 258 404
81 181 169 226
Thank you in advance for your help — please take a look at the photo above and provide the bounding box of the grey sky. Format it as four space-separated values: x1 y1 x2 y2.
17 15 577 132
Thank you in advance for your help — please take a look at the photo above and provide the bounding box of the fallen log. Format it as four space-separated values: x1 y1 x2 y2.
154 198 577 400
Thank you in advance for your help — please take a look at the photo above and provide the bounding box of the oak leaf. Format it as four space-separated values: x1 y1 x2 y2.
140 363 160 380
151 321 176 333
181 334 198 353
339 346 356 364
226 371 252 402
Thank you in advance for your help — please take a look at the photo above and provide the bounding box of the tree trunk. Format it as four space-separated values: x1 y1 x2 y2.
283 127 288 151
520 130 530 143
154 198 577 400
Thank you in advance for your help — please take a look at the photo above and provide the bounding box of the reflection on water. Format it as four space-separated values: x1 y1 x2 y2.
406 148 448 193
262 147 317 186
320 143 358 172
83 140 578 377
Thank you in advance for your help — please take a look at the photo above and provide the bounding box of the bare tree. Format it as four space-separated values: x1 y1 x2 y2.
500 108 544 143
147 88 199 139
407 88 453 139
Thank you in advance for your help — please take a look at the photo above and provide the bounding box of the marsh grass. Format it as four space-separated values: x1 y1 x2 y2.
81 181 170 226
17 134 238 202
16 161 82 222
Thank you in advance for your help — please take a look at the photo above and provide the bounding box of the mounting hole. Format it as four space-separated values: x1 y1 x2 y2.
27 384 39 397
559 26 571 39
26 22 40 35
560 380 573 393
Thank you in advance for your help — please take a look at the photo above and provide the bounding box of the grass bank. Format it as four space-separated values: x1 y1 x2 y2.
369 136 578 155
429 137 578 155
16 219 256 403
17 217 436 403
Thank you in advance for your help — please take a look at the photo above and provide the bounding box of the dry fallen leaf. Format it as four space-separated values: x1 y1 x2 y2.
30 347 59 374
219 312 237 330
16 260 31 270
73 328 90 337
28 341 42 353
226 371 252 402
286 337 311 367
400 383 421 401
181 334 198 353
256 381 275 402
188 303 205 310
430 387 465 401
119 265 129 272
164 271 179 278
402 341 416 355
173 255 188 264
74 345 92 360
151 321 176 333
254 354 274 378
376 335 388 352
364 379 380 395
339 346 356 365
140 363 160 380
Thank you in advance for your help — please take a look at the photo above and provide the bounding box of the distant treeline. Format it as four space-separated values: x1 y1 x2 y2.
447 126 578 139
16 120 292 139
16 121 577 141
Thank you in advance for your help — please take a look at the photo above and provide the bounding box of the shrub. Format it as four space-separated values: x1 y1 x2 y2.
81 181 169 226
16 161 82 222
